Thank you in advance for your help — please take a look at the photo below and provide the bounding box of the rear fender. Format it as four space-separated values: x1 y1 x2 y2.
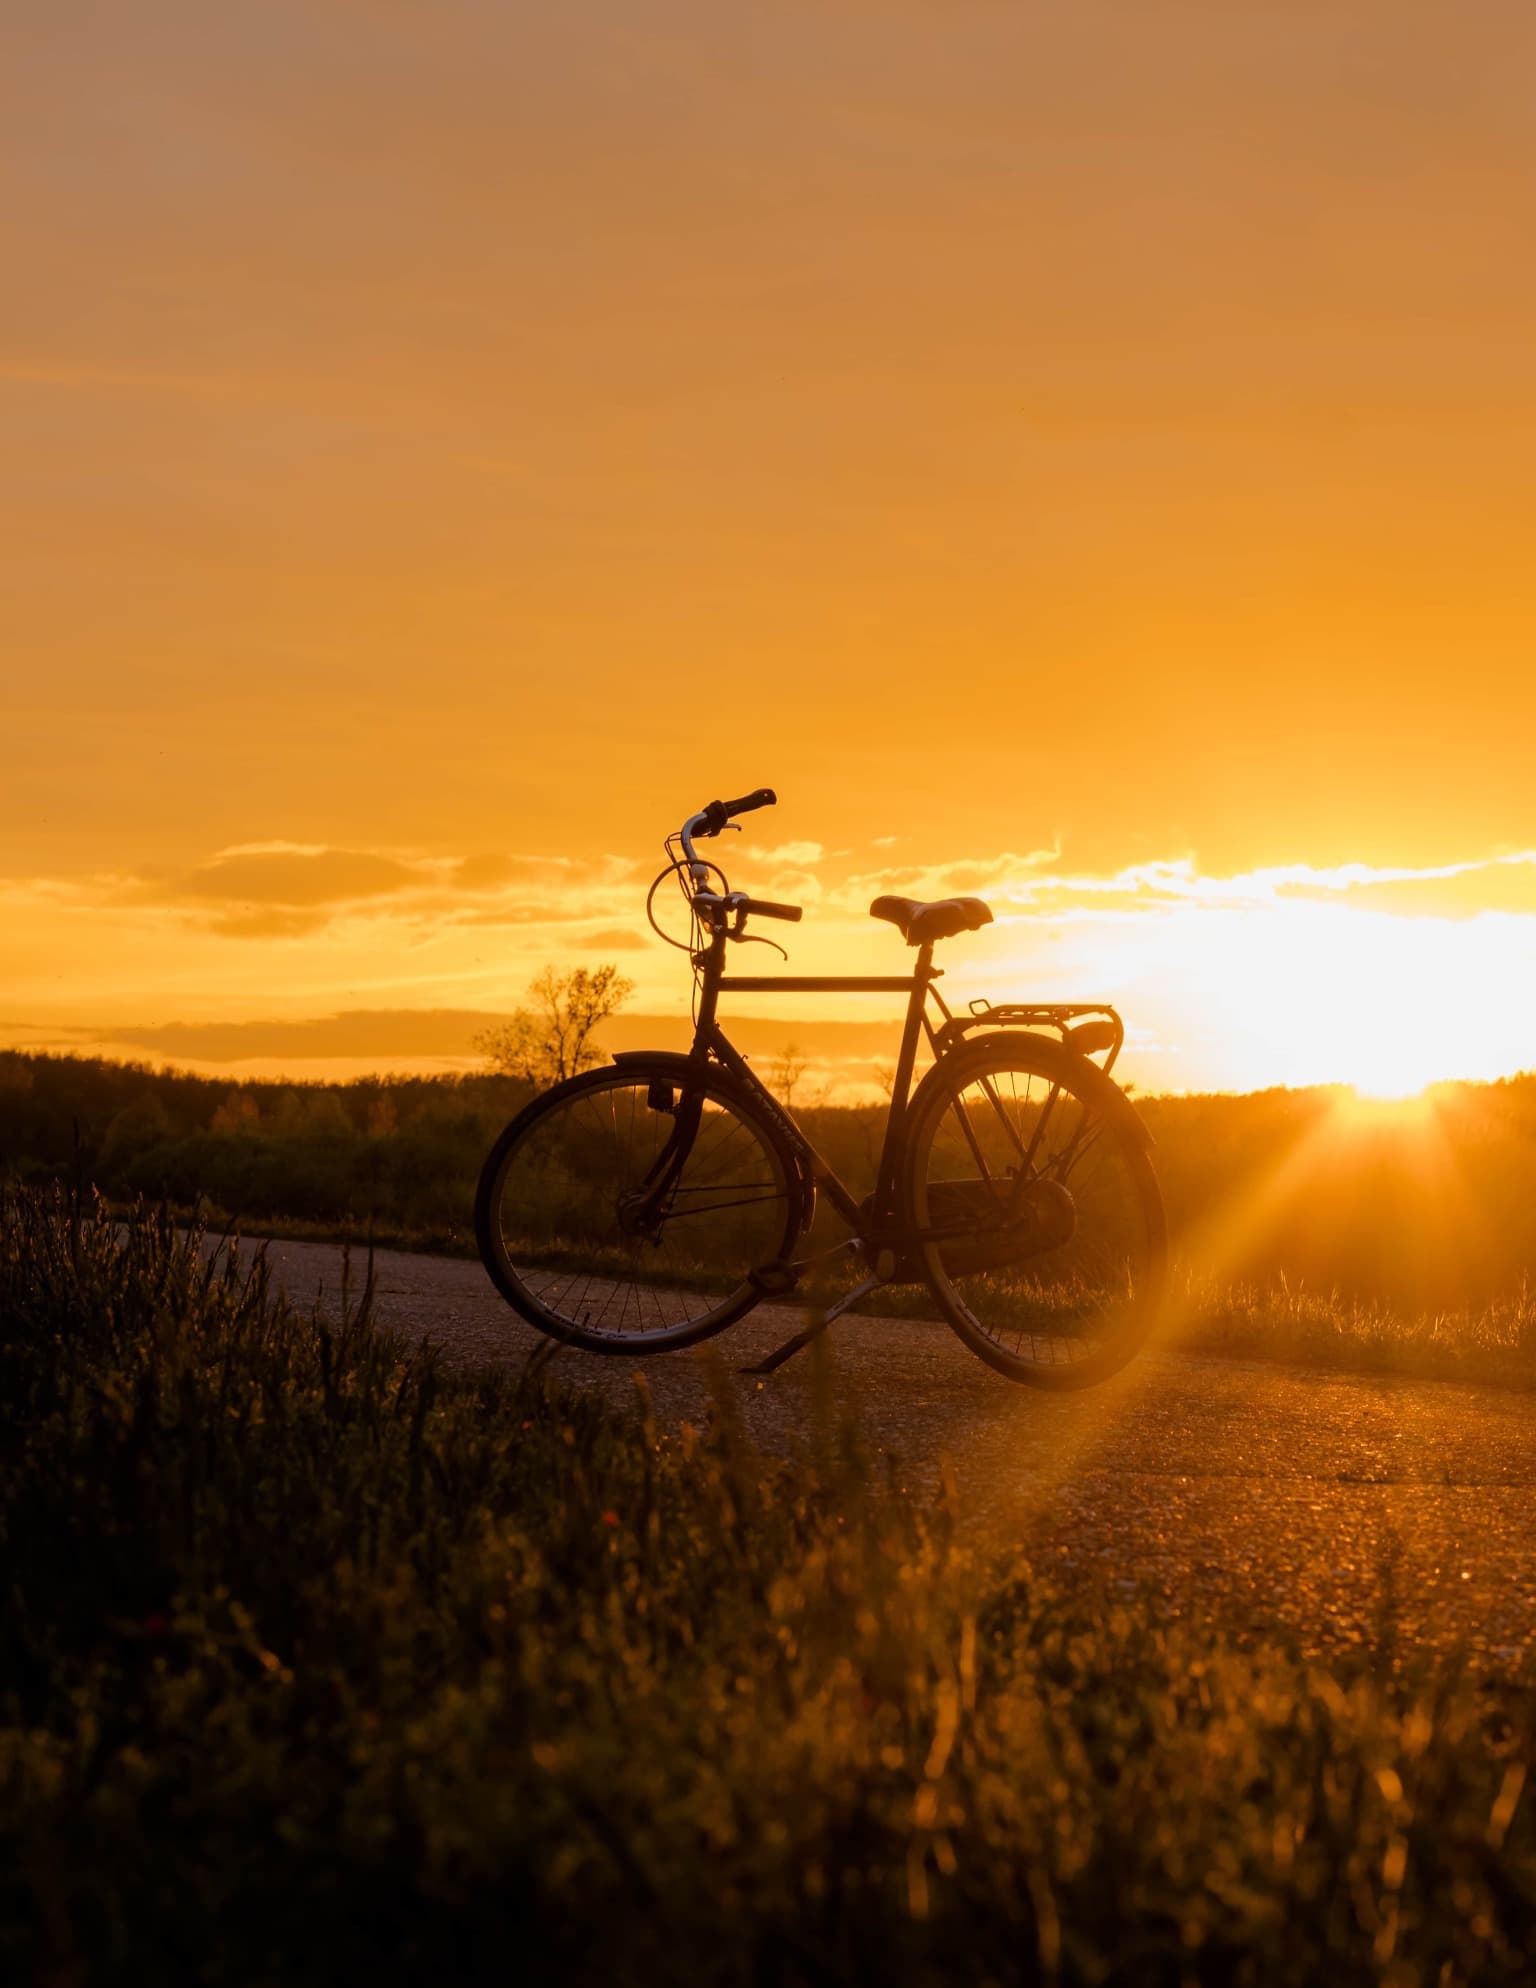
913 1030 1154 1153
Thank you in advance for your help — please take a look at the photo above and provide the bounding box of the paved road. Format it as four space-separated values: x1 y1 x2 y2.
247 1235 1536 1680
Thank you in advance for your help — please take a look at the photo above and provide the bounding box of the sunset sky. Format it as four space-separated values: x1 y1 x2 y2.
6 1 1536 1096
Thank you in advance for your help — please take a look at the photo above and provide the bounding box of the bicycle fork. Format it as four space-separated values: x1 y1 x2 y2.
614 1085 704 1240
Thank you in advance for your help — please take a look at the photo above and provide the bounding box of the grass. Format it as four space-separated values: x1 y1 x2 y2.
11 1049 1536 1392
1173 1274 1536 1391
3 1189 1536 1984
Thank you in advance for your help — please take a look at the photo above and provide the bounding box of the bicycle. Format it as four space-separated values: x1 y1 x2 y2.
476 789 1166 1388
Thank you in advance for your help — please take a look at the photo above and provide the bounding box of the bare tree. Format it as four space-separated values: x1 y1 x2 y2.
770 1041 830 1113
769 1041 810 1110
475 964 636 1086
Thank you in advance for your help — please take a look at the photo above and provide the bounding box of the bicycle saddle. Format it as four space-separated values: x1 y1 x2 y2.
869 895 993 946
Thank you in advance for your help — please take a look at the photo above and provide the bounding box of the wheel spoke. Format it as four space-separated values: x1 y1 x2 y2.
660 1190 789 1220
912 1049 1164 1384
482 1071 793 1348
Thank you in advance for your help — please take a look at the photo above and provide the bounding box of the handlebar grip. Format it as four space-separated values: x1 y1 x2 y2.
698 788 777 835
724 786 776 816
741 896 802 923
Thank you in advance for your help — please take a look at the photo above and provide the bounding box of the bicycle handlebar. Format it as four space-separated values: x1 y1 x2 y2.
680 788 777 881
676 789 801 929
692 890 805 934
696 788 776 837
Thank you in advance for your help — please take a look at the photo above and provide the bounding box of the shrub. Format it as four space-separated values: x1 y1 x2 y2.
2 1191 1534 1984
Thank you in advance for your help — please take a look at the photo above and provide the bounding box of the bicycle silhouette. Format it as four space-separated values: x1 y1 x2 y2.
477 790 1166 1388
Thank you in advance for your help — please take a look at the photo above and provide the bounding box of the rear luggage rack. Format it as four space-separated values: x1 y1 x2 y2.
933 1001 1125 1073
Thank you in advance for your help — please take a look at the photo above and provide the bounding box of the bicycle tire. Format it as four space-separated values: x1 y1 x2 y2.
476 1057 800 1354
903 1034 1166 1389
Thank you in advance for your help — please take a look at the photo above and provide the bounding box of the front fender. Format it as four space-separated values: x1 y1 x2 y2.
608 1050 818 1231
610 1049 710 1076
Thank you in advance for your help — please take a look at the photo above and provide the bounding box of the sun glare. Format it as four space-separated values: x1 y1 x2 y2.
1336 1084 1438 1125
1099 899 1536 1098
1323 988 1512 1103
1343 1034 1454 1103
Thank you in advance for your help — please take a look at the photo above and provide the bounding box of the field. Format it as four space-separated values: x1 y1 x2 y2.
6 1049 1536 1387
3 1189 1534 1986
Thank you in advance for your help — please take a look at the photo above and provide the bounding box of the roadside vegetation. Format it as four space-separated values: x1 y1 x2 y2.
6 1046 1536 1386
2 1190 1533 1986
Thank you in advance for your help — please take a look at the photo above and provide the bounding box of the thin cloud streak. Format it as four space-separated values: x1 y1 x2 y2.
7 840 1536 937
838 847 1536 920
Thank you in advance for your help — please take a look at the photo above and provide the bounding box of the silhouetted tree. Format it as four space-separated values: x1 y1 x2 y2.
770 1041 832 1113
769 1042 811 1110
475 964 635 1086
98 1093 172 1173
211 1087 261 1133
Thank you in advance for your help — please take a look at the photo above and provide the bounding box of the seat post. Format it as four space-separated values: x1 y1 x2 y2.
873 941 934 1220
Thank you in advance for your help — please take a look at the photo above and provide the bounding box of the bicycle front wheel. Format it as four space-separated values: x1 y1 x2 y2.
476 1059 799 1353
904 1036 1166 1388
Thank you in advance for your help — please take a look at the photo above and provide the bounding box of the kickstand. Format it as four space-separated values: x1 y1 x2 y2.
741 1273 885 1376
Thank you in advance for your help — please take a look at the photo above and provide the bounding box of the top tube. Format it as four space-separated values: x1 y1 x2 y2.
716 974 931 994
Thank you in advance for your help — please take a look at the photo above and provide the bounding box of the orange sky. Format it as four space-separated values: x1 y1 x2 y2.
5 2 1536 1095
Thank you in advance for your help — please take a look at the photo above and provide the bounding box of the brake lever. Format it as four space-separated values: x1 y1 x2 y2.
729 930 788 961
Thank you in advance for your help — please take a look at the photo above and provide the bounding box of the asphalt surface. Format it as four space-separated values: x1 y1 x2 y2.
247 1234 1536 1680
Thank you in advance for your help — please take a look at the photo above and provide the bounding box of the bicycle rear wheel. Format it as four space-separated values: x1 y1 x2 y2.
904 1035 1166 1388
476 1058 799 1353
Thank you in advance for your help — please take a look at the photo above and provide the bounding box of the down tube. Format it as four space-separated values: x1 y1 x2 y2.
705 1026 866 1229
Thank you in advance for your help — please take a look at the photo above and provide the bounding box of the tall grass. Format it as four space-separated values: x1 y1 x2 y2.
14 1052 1536 1313
1175 1272 1536 1388
2 1190 1534 1984
10 1051 1536 1387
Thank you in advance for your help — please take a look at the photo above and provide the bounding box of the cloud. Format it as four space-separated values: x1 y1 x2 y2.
196 907 342 939
576 927 654 951
1269 853 1536 920
842 847 1536 925
177 846 422 907
440 904 590 929
13 835 1536 1095
753 841 824 867
13 838 1536 942
83 1008 910 1067
61 840 647 941
104 1010 500 1062
837 844 1062 911
450 852 579 890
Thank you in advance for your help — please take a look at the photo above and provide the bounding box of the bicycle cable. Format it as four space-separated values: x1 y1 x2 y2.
647 826 787 1027
646 848 727 954
649 836 727 1036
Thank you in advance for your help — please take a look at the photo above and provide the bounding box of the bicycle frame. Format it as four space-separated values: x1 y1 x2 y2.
666 912 1132 1259
685 924 950 1245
